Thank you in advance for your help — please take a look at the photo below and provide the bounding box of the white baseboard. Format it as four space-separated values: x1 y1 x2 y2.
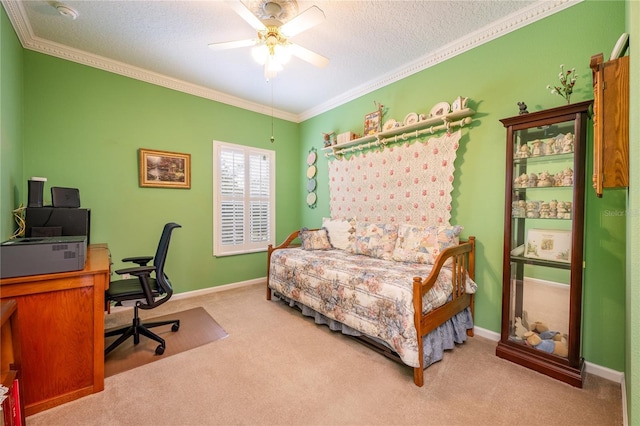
171 277 266 300
108 277 265 312
473 325 625 384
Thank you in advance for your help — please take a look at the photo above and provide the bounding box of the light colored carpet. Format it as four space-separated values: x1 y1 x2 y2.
27 283 622 425
104 307 228 378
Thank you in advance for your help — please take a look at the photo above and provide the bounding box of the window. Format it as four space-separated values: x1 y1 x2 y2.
213 141 275 256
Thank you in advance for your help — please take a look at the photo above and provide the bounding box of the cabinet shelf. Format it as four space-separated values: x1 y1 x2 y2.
513 152 574 165
509 255 572 270
324 108 475 156
513 186 572 191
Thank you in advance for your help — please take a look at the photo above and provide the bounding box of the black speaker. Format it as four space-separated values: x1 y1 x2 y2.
27 179 45 208
25 207 91 244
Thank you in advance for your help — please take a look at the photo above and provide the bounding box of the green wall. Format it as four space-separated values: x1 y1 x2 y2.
1 0 634 405
0 7 23 239
299 0 627 372
625 1 639 423
19 50 301 291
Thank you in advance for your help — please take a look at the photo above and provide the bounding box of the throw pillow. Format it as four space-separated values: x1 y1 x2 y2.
321 217 356 250
299 227 332 251
392 224 463 264
351 222 398 260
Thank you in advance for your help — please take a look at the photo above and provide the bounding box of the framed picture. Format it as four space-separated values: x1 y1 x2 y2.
138 148 191 189
363 110 382 136
524 229 572 263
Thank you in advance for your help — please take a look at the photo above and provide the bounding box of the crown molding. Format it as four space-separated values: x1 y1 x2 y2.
2 0 581 124
298 0 582 121
0 0 298 122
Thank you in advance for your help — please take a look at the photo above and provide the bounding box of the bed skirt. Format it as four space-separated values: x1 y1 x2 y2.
273 292 473 368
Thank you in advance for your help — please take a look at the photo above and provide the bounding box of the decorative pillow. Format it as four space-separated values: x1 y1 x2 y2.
321 217 356 250
299 227 332 251
350 222 398 260
392 224 463 264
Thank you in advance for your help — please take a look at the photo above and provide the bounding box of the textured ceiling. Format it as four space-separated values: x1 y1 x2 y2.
3 0 580 121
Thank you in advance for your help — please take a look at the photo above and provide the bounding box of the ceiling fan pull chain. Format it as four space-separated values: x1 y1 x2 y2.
270 81 275 143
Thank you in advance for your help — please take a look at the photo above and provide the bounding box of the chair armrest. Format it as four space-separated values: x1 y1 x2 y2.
122 256 153 266
114 265 155 276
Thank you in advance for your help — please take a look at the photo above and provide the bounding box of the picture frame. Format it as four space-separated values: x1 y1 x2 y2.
363 110 382 136
524 228 572 263
138 148 191 189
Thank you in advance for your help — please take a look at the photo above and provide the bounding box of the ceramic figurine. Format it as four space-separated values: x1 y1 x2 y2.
528 173 539 187
538 171 553 187
544 138 555 155
322 132 335 148
539 202 550 218
517 101 529 115
553 172 563 187
562 132 574 153
531 139 543 157
562 167 574 186
516 143 531 159
516 173 529 188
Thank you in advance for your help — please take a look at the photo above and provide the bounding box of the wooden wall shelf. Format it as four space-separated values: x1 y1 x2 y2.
323 108 475 157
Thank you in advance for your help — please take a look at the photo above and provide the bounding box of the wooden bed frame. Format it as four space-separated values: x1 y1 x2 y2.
266 230 476 387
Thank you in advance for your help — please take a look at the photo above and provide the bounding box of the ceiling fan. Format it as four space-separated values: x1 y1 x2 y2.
209 0 330 80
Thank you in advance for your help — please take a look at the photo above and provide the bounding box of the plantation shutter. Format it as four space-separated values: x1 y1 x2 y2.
220 148 245 246
213 141 275 256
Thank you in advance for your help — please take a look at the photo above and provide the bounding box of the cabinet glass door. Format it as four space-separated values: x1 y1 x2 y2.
508 120 576 357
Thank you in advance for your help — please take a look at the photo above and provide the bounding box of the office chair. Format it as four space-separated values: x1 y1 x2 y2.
105 222 181 357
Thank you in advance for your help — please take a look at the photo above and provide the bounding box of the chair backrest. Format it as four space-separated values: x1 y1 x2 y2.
151 222 181 301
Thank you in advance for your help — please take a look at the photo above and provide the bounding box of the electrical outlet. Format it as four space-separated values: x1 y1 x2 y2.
121 273 131 279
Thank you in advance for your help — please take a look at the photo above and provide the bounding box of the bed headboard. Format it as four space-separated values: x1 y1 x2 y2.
328 129 462 226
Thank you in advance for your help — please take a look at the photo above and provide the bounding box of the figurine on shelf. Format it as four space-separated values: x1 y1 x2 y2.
544 138 556 156
538 171 553 187
539 202 550 218
549 199 558 218
322 132 335 148
562 167 574 186
531 139 543 157
515 173 529 188
517 101 529 115
562 132 574 153
528 173 539 188
516 143 531 159
557 201 571 219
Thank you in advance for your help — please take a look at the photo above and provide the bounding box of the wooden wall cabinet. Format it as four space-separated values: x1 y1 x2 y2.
496 101 592 387
590 54 629 197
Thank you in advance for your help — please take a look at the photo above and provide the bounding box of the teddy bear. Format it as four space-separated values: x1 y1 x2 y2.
524 331 568 357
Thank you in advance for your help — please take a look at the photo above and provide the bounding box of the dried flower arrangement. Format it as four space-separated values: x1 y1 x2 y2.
546 64 577 104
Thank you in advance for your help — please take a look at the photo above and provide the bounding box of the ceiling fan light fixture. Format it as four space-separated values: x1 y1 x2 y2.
273 44 291 64
251 44 269 65
264 54 283 80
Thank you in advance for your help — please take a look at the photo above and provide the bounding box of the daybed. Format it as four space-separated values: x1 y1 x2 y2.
266 220 477 387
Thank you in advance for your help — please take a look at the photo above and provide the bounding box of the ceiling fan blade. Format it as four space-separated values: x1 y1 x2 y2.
227 0 266 31
280 5 325 37
289 43 329 68
208 39 256 50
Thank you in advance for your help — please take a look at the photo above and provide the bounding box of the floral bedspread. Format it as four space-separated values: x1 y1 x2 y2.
268 248 477 368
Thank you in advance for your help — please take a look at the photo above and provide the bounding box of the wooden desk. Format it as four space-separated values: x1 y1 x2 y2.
0 244 110 416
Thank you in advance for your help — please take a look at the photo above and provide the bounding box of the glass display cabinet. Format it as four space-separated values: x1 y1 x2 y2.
496 101 592 387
